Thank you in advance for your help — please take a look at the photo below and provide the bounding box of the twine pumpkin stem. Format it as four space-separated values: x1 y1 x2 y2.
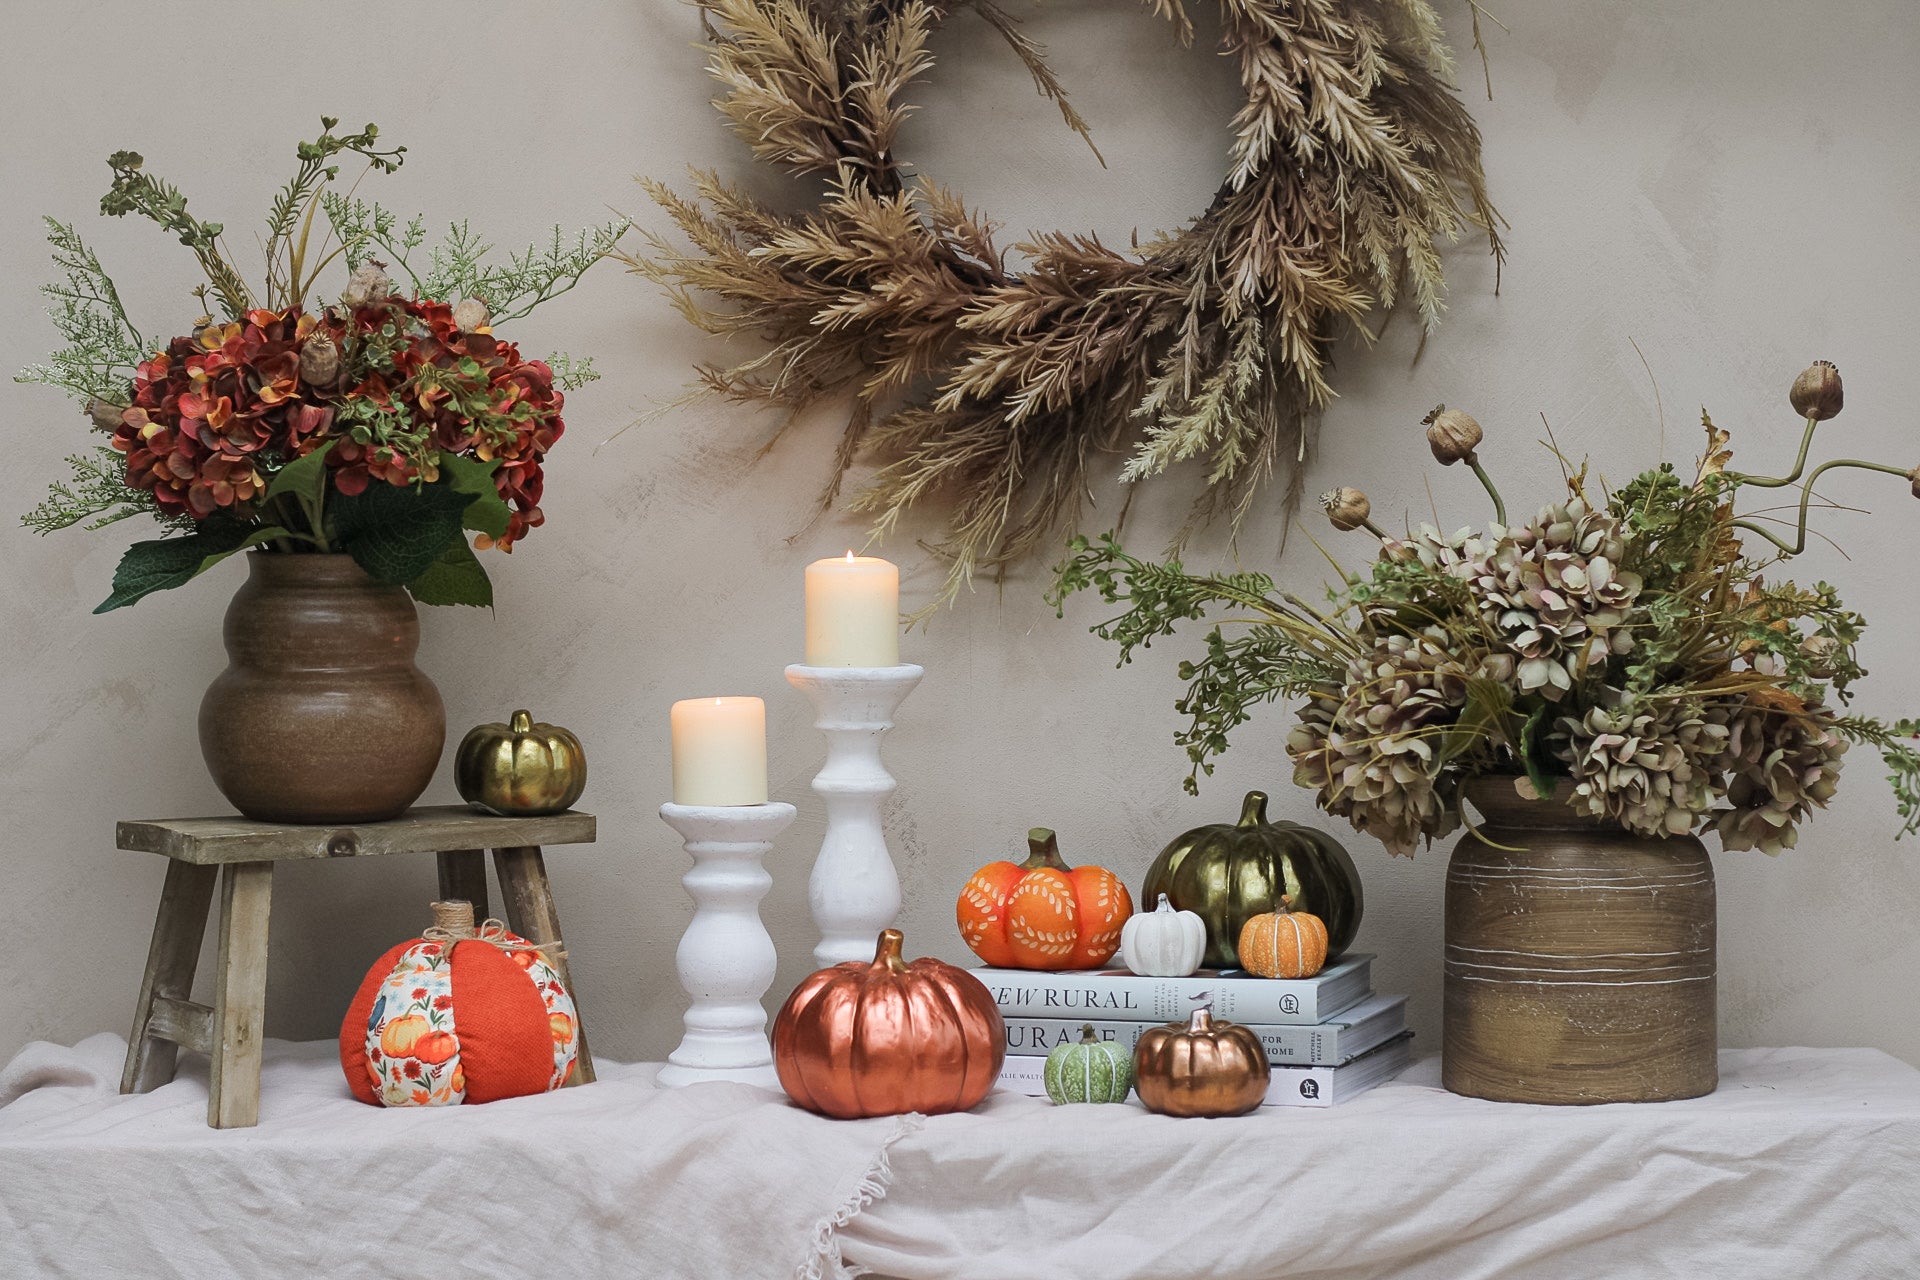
430 900 476 939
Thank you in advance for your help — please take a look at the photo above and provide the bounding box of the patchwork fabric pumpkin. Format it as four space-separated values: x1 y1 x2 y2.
1045 1025 1134 1105
1237 902 1330 979
340 900 579 1107
957 828 1133 970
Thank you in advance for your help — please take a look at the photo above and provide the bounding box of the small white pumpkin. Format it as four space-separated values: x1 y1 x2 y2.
1120 894 1207 977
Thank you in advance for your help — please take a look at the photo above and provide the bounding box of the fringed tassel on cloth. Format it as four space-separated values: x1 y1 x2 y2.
798 1113 924 1280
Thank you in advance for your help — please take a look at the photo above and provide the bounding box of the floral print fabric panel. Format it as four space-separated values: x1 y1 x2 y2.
363 941 466 1107
513 947 580 1090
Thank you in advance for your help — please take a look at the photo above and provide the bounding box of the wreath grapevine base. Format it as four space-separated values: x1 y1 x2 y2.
636 0 1502 605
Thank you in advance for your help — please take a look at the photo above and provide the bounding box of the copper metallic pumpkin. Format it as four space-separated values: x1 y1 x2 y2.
1142 791 1362 968
454 710 587 816
1132 1008 1270 1118
957 828 1134 970
773 929 1006 1119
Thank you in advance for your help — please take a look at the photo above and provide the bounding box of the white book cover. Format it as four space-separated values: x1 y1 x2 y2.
973 953 1373 1026
1001 993 1409 1066
996 1032 1415 1109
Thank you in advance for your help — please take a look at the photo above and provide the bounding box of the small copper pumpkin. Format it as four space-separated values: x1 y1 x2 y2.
454 710 587 816
773 929 1006 1119
1132 1007 1270 1117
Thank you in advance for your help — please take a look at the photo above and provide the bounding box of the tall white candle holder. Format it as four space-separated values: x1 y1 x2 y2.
784 663 924 967
656 800 796 1088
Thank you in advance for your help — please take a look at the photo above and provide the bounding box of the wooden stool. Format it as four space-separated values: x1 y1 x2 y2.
116 806 599 1128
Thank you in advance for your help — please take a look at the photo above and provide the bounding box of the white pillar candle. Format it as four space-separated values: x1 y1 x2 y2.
669 696 767 806
805 552 900 667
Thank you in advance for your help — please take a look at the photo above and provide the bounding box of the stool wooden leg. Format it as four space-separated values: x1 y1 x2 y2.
436 849 490 921
493 845 595 1085
209 861 273 1129
122 861 218 1095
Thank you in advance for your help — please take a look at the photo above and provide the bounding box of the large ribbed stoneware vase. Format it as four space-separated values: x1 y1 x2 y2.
1443 777 1716 1104
199 553 445 823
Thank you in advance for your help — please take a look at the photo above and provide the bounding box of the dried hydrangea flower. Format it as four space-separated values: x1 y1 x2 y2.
1711 701 1847 853
1287 630 1483 855
1556 696 1728 837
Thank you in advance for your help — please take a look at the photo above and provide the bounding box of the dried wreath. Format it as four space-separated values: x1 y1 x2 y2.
637 0 1503 606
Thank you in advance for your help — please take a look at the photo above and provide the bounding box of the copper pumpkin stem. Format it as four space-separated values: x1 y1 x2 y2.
1238 791 1269 828
1189 1007 1214 1034
873 928 910 975
1023 827 1068 870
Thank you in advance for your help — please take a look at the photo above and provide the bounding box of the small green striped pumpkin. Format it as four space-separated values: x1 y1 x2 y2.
1043 1025 1134 1104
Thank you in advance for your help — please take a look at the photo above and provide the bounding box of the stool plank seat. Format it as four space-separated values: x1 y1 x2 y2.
118 805 598 1128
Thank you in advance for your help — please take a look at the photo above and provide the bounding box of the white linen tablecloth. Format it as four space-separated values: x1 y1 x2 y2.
3 1036 1916 1279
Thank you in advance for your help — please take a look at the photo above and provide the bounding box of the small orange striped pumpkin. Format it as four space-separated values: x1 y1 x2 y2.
1236 902 1329 979
957 828 1133 970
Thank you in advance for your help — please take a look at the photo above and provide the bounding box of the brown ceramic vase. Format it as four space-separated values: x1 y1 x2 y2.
1443 777 1716 1104
198 553 445 823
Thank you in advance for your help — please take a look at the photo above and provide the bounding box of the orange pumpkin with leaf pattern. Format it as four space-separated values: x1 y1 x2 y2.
957 828 1133 969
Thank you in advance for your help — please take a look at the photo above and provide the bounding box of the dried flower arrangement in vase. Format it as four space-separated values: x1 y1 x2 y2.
19 119 625 821
1054 362 1919 1103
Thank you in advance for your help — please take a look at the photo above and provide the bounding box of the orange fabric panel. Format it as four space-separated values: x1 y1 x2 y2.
339 940 414 1106
448 941 553 1104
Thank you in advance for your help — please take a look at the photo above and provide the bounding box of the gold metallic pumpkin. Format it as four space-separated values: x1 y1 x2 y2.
1143 790 1362 968
454 710 587 816
1132 1007 1270 1117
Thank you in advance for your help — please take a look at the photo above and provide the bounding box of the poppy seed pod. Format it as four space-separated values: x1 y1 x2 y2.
1321 487 1372 532
86 398 125 432
298 334 341 388
1422 405 1483 465
1798 635 1841 679
340 260 393 310
453 297 492 333
1789 361 1843 421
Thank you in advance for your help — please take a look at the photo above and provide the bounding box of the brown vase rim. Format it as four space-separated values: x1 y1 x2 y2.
244 550 380 587
1462 776 1618 831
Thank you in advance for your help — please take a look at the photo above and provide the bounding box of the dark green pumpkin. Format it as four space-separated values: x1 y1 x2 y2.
1142 791 1363 968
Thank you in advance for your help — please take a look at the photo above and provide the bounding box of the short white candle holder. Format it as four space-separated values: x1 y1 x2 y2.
784 663 924 967
656 800 796 1089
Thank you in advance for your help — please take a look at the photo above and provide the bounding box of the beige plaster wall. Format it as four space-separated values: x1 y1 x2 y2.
2 0 1915 1070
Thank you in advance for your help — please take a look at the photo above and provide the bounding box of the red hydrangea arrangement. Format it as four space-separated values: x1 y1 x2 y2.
22 120 624 610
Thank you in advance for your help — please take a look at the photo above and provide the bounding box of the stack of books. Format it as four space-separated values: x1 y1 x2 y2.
981 954 1413 1108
